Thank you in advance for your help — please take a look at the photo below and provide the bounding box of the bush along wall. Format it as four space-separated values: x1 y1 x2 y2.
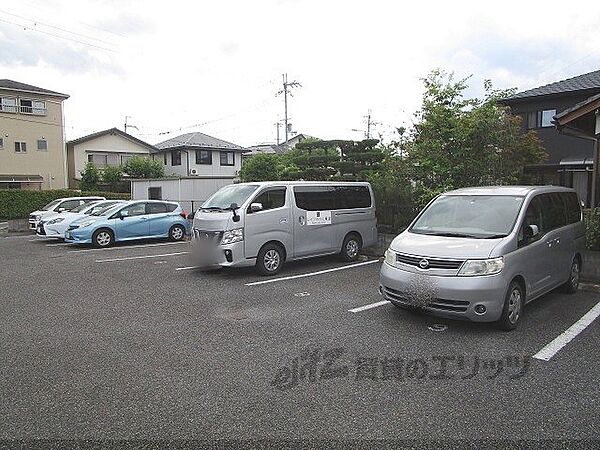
0 189 131 220
585 208 600 251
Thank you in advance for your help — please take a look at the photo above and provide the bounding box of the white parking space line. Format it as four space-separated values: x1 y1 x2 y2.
532 301 600 361
175 266 202 271
245 259 381 286
95 251 189 263
68 241 188 253
46 242 71 247
348 300 390 313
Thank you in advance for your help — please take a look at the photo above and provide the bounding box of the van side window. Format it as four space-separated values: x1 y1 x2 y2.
563 192 582 224
518 196 544 247
294 186 335 211
333 186 372 208
540 193 566 231
249 188 286 212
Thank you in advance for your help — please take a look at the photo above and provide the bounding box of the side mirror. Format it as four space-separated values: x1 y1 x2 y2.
57 207 66 213
250 202 263 213
230 203 240 223
187 211 195 220
524 224 539 239
119 210 129 220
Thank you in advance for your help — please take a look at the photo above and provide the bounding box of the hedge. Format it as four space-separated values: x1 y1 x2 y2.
585 208 600 251
0 189 131 220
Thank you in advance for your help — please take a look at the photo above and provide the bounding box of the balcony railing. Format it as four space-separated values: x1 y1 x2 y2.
0 105 47 115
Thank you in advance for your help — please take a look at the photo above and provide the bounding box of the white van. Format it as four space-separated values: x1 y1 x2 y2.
188 181 377 275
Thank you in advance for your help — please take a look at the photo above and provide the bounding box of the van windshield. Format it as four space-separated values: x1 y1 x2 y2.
42 199 61 211
410 195 525 239
202 185 259 210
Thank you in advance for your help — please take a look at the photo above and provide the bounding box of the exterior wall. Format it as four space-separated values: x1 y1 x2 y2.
70 133 152 187
154 149 243 178
130 177 234 212
507 93 596 164
0 88 67 189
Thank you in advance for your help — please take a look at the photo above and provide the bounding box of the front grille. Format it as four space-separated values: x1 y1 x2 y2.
396 253 465 270
382 286 470 312
29 215 37 222
193 229 223 244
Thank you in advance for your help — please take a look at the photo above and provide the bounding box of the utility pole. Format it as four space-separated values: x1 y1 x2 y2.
277 74 301 147
275 121 282 145
124 116 139 134
364 109 378 139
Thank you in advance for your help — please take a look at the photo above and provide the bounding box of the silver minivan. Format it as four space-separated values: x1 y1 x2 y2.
380 186 585 330
189 181 377 275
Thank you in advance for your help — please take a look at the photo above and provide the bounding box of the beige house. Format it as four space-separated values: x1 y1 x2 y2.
66 128 156 188
0 79 69 190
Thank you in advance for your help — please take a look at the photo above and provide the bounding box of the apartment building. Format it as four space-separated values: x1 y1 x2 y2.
0 79 69 189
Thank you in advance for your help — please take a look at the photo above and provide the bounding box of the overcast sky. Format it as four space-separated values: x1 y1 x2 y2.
1 0 599 147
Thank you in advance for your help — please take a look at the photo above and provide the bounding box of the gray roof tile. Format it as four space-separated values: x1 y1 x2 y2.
0 79 68 98
154 132 245 152
503 69 600 101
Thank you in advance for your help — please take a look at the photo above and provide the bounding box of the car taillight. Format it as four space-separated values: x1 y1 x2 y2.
180 210 188 219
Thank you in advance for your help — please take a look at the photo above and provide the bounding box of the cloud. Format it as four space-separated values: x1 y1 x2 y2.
0 23 123 75
93 12 155 36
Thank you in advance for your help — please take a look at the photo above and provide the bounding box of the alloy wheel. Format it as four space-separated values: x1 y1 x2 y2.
346 239 359 258
97 231 111 247
264 249 280 272
508 288 521 324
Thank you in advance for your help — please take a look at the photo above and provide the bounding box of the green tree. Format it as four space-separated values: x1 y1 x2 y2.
123 156 165 178
102 165 123 191
79 162 100 191
239 153 282 182
406 70 546 207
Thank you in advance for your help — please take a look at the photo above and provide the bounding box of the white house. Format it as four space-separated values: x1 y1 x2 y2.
66 128 156 188
152 131 248 177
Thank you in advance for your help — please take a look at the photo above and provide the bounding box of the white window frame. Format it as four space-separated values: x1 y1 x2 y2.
0 97 17 113
15 141 27 153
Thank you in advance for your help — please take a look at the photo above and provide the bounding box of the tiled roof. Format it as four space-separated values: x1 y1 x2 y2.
502 70 600 102
154 132 245 152
0 79 68 98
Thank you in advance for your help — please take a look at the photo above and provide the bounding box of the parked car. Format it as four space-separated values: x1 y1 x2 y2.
379 186 585 330
37 200 126 239
29 196 106 230
64 200 189 247
188 181 377 275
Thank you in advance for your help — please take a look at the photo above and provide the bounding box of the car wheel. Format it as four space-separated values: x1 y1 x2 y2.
561 257 580 294
256 243 284 276
93 228 114 248
169 224 186 241
498 280 524 331
341 233 361 262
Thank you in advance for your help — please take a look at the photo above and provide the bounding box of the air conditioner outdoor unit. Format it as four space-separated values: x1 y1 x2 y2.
190 168 198 176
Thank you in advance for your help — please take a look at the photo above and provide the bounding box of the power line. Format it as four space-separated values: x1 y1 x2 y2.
0 17 117 53
0 9 117 47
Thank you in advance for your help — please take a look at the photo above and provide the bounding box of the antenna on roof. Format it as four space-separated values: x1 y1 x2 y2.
124 116 139 134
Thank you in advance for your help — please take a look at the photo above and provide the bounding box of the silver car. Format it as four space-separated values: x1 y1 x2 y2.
380 186 585 330
189 181 377 275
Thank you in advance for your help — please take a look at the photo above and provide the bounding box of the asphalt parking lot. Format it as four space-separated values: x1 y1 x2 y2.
1 235 599 444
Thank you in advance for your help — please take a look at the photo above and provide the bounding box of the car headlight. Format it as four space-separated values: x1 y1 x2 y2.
221 228 244 245
458 257 504 276
47 218 64 225
35 215 42 221
77 219 96 228
384 248 396 266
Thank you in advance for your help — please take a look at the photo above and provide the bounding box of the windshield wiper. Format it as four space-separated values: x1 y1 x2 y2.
428 231 479 238
480 234 508 239
201 206 225 211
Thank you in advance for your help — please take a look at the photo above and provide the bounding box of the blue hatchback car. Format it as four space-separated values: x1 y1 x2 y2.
64 200 189 247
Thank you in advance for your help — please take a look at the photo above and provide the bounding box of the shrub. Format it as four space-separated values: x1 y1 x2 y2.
239 154 282 182
123 156 165 178
102 165 124 190
0 190 130 220
585 208 600 251
79 162 101 191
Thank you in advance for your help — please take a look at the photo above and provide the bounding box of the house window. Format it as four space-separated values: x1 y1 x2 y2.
121 155 132 165
196 150 212 165
541 109 556 127
19 99 33 114
220 151 235 166
88 153 108 166
0 137 4 149
148 187 162 200
15 141 26 153
163 153 167 165
172 150 181 166
0 97 16 113
526 111 537 129
37 139 47 151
